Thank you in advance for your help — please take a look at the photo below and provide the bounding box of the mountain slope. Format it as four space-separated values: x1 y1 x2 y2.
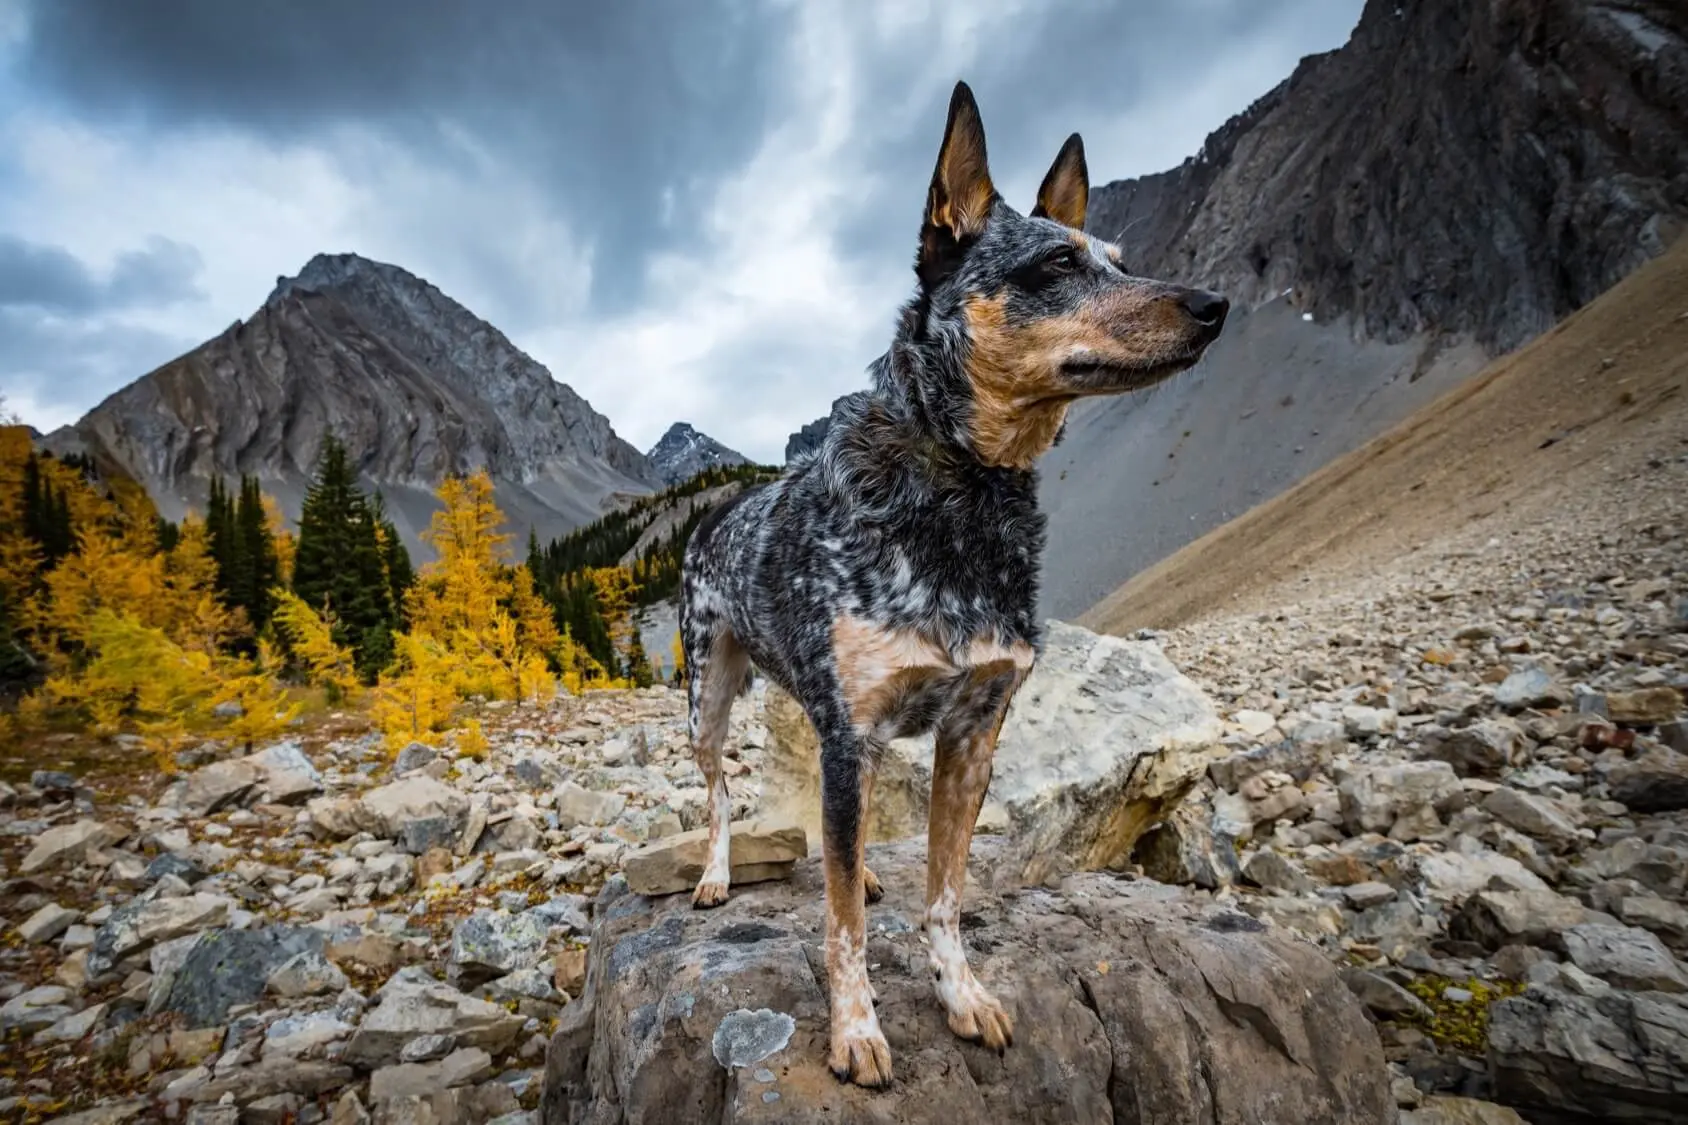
1083 230 1688 634
646 423 748 486
1037 0 1688 619
44 253 661 556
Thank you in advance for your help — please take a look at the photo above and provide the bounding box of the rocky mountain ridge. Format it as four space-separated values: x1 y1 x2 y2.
1035 0 1688 619
644 422 748 487
44 252 661 556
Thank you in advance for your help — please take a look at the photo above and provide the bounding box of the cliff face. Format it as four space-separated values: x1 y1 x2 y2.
1087 0 1688 353
1037 0 1688 619
47 253 661 554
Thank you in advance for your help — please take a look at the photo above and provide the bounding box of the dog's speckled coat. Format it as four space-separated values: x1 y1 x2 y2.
679 81 1229 1088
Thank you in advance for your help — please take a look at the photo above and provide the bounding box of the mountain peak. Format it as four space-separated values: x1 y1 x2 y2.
646 422 748 486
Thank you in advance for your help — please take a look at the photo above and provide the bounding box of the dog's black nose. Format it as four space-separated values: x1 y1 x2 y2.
1179 288 1229 328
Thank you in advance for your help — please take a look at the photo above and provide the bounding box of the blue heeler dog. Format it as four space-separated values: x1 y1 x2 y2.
678 80 1229 1088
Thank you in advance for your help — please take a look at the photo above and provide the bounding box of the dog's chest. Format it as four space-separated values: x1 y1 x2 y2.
831 613 1033 740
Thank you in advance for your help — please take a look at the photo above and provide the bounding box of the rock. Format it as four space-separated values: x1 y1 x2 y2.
1616 895 1688 951
394 742 438 775
553 948 587 997
17 902 78 943
1209 737 1333 791
145 853 207 885
0 985 73 1032
246 740 323 803
331 1091 372 1125
1135 802 1242 889
267 949 350 998
1561 922 1688 993
1489 986 1688 1122
553 781 627 829
1231 708 1277 737
1606 747 1688 813
344 969 527 1068
400 1034 458 1063
1402 1097 1530 1125
30 769 78 795
1606 687 1683 725
621 820 807 896
369 1047 493 1101
540 836 1394 1124
1448 889 1589 951
175 758 261 815
1423 720 1526 778
1492 667 1561 711
1342 882 1398 910
760 621 1223 888
1239 769 1305 824
1482 788 1584 853
1338 761 1462 837
162 925 328 1027
449 909 549 987
359 777 469 849
21 819 123 874
265 1010 355 1058
87 893 231 976
1243 849 1316 894
1342 968 1431 1020
306 795 365 840
167 1058 354 1105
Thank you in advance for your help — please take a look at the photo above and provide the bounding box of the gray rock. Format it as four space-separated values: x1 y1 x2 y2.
175 758 261 815
553 782 627 830
1493 666 1561 711
264 1010 355 1058
1448 889 1589 951
1606 747 1688 813
30 769 77 794
267 949 350 998
1135 803 1242 890
17 902 78 943
1422 720 1527 778
762 621 1224 888
1242 849 1316 894
1338 760 1462 836
0 985 73 1032
711 1008 797 1070
144 852 207 885
1490 986 1688 1122
393 742 438 776
163 925 328 1027
344 970 527 1068
358 776 469 844
400 1034 458 1063
21 819 123 874
369 1047 493 1101
247 740 323 804
1341 969 1431 1020
1482 788 1584 853
87 893 231 976
540 835 1395 1124
1561 923 1688 993
449 910 550 987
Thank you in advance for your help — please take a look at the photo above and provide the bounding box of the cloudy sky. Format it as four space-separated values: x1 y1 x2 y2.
0 0 1363 463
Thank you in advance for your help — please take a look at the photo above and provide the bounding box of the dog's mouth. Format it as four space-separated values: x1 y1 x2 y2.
1060 351 1206 392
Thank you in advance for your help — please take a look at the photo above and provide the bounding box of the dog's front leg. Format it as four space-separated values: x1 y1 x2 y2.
926 674 1017 1052
819 725 893 1088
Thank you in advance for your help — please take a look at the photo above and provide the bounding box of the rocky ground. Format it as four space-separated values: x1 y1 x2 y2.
1135 440 1688 1121
3 449 1684 1125
0 685 775 1124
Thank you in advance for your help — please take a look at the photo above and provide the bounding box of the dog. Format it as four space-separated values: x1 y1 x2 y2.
678 80 1228 1088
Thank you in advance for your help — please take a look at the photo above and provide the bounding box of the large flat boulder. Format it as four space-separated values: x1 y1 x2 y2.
540 836 1395 1125
760 620 1222 886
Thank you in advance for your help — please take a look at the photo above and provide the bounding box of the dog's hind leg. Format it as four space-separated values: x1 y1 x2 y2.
816 714 893 1088
685 625 749 910
926 668 1019 1052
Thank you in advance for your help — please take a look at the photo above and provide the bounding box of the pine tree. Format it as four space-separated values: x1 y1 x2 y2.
292 435 397 678
626 630 654 689
235 475 279 632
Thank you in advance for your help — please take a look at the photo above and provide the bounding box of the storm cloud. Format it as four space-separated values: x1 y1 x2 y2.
0 0 1363 457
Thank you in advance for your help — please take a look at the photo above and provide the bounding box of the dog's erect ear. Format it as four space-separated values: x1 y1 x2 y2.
923 81 996 246
1031 133 1088 229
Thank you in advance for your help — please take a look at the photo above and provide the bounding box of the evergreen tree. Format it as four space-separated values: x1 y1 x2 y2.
205 476 236 598
626 631 654 689
236 475 280 633
292 435 397 678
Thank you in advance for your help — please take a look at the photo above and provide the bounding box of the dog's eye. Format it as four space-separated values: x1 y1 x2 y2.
1041 248 1081 276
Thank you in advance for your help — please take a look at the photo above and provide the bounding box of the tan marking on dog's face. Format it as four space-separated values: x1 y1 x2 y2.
962 285 1201 469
